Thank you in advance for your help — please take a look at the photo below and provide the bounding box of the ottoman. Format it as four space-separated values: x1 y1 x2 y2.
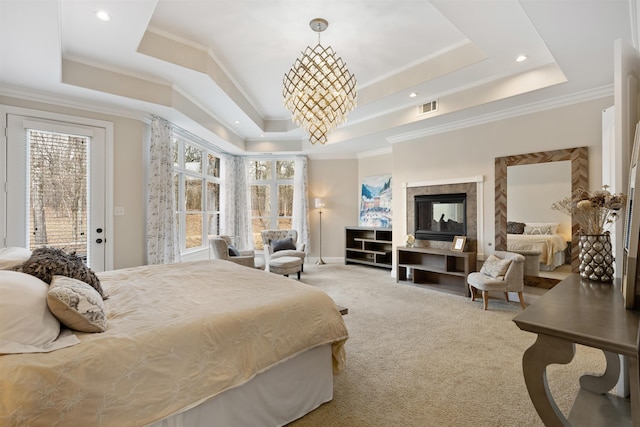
269 256 303 280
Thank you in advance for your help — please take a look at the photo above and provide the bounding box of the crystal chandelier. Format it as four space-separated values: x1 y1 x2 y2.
283 18 357 145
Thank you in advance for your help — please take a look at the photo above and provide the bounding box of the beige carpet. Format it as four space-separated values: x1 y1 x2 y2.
288 262 606 427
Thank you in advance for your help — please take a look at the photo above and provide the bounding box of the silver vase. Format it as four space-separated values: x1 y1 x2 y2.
578 233 614 283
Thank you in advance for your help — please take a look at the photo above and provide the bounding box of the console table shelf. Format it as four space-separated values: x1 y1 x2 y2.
396 246 476 297
345 227 392 269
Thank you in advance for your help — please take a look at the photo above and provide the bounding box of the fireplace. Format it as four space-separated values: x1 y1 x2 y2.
414 193 467 241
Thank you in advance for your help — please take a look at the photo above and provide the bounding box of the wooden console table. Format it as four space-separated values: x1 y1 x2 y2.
396 246 476 297
513 274 640 426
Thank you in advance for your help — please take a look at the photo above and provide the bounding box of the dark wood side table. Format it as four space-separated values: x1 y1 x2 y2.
396 246 476 297
513 274 640 426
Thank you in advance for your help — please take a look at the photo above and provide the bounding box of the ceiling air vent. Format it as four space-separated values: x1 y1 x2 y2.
419 100 438 115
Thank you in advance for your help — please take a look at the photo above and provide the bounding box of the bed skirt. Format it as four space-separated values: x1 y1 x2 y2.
149 344 333 427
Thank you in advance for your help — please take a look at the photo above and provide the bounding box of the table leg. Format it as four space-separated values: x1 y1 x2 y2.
629 354 640 426
522 333 576 427
579 350 620 394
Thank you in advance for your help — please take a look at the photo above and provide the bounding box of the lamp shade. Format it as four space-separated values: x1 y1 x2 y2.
315 198 325 209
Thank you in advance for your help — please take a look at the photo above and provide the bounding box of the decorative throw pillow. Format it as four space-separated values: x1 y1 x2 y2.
47 275 107 333
228 244 241 257
523 222 559 235
506 221 526 235
21 247 107 300
0 271 80 354
271 237 296 252
480 254 512 279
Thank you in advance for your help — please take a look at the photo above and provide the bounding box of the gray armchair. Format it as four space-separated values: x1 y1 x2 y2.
260 229 306 272
467 251 526 311
209 235 264 269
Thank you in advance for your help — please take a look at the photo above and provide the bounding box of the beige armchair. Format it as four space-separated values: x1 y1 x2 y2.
467 251 526 311
260 230 306 272
209 235 264 269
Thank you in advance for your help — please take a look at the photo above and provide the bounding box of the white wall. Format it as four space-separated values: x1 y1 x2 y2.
1 95 613 268
307 158 359 262
1 95 147 269
389 97 610 261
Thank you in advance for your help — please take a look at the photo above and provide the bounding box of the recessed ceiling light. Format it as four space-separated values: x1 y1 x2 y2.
96 10 111 21
409 92 418 98
234 120 240 124
516 55 528 63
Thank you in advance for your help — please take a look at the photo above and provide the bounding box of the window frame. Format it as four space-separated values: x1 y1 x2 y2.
173 131 223 255
248 158 296 249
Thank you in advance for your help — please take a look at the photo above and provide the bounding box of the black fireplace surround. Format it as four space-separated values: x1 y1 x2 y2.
415 193 467 241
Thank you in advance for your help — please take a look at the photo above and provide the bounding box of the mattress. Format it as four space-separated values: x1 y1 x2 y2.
0 260 349 426
507 233 568 266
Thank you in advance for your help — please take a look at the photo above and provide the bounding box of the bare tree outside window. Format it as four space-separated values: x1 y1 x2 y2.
28 130 88 257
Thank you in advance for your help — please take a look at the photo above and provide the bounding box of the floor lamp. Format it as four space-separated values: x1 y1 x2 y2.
315 198 326 265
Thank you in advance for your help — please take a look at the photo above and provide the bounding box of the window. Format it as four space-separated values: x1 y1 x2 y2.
248 159 295 249
28 130 89 256
173 135 222 253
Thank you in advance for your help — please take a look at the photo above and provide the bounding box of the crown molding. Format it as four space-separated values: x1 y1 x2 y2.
0 85 150 122
387 85 614 144
357 147 392 159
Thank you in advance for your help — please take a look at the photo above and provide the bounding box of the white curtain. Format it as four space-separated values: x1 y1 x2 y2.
146 117 179 264
222 155 252 250
293 155 310 253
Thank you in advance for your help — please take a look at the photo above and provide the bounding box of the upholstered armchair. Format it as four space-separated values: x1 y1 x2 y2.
209 235 264 269
467 251 526 311
260 230 306 272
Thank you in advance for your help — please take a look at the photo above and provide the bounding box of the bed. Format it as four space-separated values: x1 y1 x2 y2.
507 233 568 271
506 221 568 272
0 256 349 427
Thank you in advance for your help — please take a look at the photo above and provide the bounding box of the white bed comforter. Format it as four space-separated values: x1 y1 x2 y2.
507 233 568 266
0 260 349 427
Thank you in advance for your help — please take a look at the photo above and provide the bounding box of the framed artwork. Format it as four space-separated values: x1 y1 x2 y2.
359 174 392 227
451 236 466 252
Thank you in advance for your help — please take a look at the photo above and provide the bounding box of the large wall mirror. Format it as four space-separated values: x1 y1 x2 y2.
495 147 589 278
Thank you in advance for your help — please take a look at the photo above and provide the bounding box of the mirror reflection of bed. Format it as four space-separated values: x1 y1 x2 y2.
507 161 573 287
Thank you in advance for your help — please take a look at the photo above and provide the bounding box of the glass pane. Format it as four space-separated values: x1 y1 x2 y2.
206 181 219 211
278 218 292 229
28 130 88 259
276 160 295 179
249 160 271 181
278 184 293 217
185 213 203 248
207 213 220 236
207 153 220 177
252 218 269 250
184 144 202 173
185 176 202 211
250 185 270 217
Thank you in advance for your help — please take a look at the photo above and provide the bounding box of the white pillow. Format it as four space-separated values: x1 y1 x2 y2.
0 271 80 354
0 247 32 270
480 254 512 279
48 275 107 333
524 223 559 235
